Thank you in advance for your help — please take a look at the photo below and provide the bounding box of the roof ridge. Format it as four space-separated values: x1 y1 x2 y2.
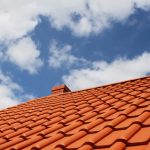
59 75 150 95
1 75 150 112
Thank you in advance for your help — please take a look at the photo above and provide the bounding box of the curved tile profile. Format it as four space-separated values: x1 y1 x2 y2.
0 76 150 150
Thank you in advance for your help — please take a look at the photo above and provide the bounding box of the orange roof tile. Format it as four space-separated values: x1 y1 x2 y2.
0 76 150 150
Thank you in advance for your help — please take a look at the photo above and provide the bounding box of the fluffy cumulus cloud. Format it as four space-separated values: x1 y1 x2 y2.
0 0 39 42
6 37 43 74
0 71 34 109
63 52 150 90
48 40 87 68
0 0 150 74
0 0 150 41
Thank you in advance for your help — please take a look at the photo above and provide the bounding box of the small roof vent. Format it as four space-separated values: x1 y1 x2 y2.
51 84 71 94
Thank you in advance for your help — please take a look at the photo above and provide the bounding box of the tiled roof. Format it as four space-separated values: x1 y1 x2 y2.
0 76 150 150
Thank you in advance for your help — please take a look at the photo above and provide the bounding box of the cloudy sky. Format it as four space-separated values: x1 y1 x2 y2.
1 0 150 109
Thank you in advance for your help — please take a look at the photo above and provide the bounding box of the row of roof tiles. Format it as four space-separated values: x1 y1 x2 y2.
0 76 150 149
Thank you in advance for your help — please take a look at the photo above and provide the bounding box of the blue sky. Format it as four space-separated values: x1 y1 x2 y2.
0 0 150 109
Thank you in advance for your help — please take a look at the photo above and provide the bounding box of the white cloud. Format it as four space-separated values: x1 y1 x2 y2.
48 40 87 68
63 52 150 90
0 0 150 41
69 0 135 36
6 37 43 74
135 0 150 10
0 71 34 110
0 0 40 42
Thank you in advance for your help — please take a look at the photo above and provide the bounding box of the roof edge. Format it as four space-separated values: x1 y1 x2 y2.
67 75 150 94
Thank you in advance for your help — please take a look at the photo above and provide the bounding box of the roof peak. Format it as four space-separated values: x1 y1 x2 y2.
51 84 71 94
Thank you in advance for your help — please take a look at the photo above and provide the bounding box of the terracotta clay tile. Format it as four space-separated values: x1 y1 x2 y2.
30 133 64 149
67 133 95 149
96 129 126 147
113 101 127 109
115 93 127 99
95 103 110 112
101 96 113 101
78 107 93 114
136 111 150 123
60 114 80 124
110 141 126 150
106 98 118 104
12 120 33 130
11 136 43 150
138 92 150 98
86 127 113 145
0 137 23 150
143 117 150 126
91 101 104 107
106 111 121 120
27 119 47 129
83 118 105 131
20 126 45 139
0 129 14 137
59 121 83 134
145 142 150 150
121 95 135 101
38 124 64 136
145 88 150 92
139 100 150 107
87 99 99 104
78 144 93 150
137 86 148 91
1 121 21 129
106 115 127 128
128 127 150 144
29 137 65 150
84 115 99 123
123 105 137 115
118 123 147 146
0 75 150 150
97 94 109 99
109 92 120 96
66 124 87 135
115 118 134 129
0 138 7 145
90 121 109 132
69 111 97 125
102 108 117 118
129 90 142 95
4 127 29 139
42 116 63 127
132 98 145 106
125 145 149 150
118 103 131 110
56 130 87 148
128 107 146 117
0 124 9 129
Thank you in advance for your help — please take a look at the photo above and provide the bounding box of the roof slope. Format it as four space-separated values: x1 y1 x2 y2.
0 76 150 150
